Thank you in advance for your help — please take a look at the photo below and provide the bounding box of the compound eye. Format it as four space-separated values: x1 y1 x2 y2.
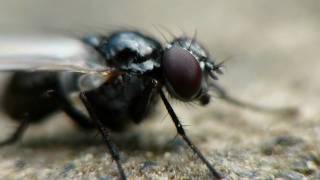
163 47 202 100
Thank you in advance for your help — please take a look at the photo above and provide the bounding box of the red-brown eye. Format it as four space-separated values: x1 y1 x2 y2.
163 47 202 100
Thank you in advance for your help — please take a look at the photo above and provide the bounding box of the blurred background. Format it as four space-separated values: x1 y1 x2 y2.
0 0 319 179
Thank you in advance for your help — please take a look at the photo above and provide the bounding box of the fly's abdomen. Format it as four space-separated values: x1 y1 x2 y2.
1 72 62 122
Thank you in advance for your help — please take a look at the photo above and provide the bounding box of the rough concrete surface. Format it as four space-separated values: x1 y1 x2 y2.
0 1 320 179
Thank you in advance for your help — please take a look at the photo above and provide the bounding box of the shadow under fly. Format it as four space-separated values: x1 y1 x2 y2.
0 30 296 179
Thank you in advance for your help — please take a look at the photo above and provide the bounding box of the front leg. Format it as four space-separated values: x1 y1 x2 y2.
210 81 297 115
159 90 222 179
80 92 127 180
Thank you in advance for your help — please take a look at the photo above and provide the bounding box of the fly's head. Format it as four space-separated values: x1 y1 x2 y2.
162 37 224 105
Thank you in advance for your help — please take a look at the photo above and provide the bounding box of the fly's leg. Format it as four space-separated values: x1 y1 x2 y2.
210 82 297 115
159 89 222 179
54 86 94 129
0 119 28 147
80 92 126 180
62 101 94 129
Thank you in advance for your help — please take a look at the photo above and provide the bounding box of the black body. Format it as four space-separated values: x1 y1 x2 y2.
2 32 162 131
1 31 229 179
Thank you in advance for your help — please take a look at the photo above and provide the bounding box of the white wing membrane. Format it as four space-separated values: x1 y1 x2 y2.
0 34 107 73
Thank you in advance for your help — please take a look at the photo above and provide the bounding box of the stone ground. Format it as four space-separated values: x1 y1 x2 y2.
0 1 320 179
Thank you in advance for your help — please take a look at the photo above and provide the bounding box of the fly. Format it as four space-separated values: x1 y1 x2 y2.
0 31 295 179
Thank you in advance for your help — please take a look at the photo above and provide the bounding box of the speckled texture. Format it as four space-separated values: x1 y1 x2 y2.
0 1 320 179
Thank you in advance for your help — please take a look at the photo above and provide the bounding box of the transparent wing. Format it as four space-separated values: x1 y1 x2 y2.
0 33 114 91
0 34 107 73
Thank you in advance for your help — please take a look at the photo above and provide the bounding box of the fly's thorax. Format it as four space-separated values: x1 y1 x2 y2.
96 31 162 74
